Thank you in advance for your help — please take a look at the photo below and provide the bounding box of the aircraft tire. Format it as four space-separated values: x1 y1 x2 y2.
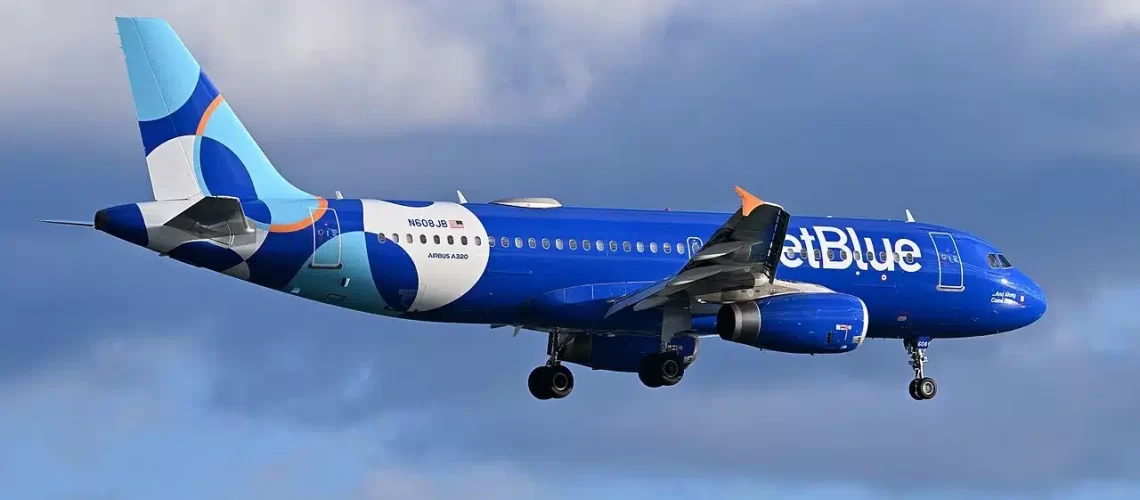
528 365 574 400
916 377 937 400
908 379 922 400
639 353 685 388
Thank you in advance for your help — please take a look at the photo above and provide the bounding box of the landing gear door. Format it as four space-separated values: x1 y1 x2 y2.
928 232 963 291
686 237 704 258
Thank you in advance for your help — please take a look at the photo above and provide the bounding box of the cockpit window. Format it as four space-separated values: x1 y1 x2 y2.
987 254 1000 268
997 254 1012 268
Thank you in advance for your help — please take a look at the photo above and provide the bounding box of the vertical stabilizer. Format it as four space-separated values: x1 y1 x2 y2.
116 17 311 202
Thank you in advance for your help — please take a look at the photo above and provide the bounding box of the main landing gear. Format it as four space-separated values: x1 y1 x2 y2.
905 337 937 400
528 333 575 400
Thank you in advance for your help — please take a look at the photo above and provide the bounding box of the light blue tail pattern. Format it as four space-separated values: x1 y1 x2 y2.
117 17 311 202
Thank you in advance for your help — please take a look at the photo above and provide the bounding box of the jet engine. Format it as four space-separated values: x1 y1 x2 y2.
716 292 868 354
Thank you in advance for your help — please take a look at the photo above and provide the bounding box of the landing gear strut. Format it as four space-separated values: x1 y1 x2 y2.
528 333 575 400
905 337 937 400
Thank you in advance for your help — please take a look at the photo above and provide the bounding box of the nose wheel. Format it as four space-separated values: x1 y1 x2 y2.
905 338 937 400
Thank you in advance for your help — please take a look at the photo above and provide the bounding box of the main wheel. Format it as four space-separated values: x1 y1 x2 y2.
638 352 685 388
915 377 937 400
908 379 921 400
528 366 552 400
528 365 575 400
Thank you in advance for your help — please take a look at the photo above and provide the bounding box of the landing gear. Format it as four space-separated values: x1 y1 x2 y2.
528 364 574 400
905 337 937 400
638 351 685 388
528 332 575 400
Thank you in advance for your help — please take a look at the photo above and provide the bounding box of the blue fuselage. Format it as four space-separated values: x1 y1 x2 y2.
96 197 1047 341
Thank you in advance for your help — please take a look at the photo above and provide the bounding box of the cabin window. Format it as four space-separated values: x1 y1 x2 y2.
637 242 645 253
542 238 550 249
569 239 577 250
826 249 834 260
893 253 900 262
650 242 658 253
406 234 413 244
393 233 401 243
854 250 862 261
514 237 523 248
814 249 821 260
528 237 536 249
663 243 672 254
502 237 510 248
487 236 495 247
677 243 685 255
461 236 469 246
420 234 428 244
609 241 618 252
596 240 605 252
433 235 441 245
583 239 592 251
378 233 387 243
447 235 455 245
903 253 913 264
878 250 886 262
620 241 629 252
839 249 847 259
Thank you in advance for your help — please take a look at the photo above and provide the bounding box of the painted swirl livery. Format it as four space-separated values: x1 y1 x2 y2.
63 17 1047 402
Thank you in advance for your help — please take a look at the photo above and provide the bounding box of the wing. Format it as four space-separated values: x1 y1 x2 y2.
605 186 791 317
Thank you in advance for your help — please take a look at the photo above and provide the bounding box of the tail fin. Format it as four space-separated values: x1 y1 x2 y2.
116 17 311 202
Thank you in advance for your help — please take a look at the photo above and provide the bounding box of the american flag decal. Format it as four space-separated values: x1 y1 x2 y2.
448 220 465 229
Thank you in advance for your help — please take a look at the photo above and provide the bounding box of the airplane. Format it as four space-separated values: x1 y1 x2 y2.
45 17 1047 402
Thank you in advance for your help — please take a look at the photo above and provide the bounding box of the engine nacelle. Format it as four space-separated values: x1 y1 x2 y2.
716 293 868 354
559 334 699 373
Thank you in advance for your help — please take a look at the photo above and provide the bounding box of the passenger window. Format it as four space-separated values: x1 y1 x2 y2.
528 237 536 249
555 238 564 250
664 243 672 254
487 236 495 247
514 237 523 248
420 234 427 244
447 235 455 245
903 254 913 264
406 234 412 244
433 235 441 245
393 233 400 243
378 233 387 243
800 249 808 259
826 249 834 260
866 251 874 261
637 242 645 253
650 242 658 253
607 240 616 252
998 254 1012 268
840 249 847 259
502 236 509 248
878 250 886 262
461 236 468 245
596 240 604 252
541 238 550 249
569 239 577 250
583 239 592 251
622 241 631 252
676 243 685 255
854 250 862 261
814 249 821 260
893 253 900 262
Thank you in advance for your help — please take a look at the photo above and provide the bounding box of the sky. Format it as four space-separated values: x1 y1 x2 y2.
2 0 1140 499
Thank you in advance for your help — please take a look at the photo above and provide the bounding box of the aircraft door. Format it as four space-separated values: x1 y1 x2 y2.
310 208 342 269
928 232 963 291
687 237 704 257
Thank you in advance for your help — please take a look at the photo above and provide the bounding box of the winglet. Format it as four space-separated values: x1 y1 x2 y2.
905 209 915 223
457 190 468 204
734 186 764 216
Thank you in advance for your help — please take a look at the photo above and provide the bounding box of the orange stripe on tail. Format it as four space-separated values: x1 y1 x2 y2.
269 198 328 233
196 95 225 136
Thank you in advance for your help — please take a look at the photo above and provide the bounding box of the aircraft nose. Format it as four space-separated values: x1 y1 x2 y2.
94 204 149 247
1012 272 1047 328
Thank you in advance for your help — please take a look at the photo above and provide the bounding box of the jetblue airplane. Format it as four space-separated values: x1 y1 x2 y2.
47 18 1047 402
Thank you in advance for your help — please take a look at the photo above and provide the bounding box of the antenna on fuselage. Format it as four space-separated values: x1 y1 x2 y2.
905 209 915 223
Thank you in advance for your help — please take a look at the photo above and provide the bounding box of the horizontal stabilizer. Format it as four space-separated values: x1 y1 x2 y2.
164 196 252 241
40 219 94 227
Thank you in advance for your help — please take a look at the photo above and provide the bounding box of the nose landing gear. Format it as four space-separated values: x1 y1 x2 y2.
905 337 937 400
